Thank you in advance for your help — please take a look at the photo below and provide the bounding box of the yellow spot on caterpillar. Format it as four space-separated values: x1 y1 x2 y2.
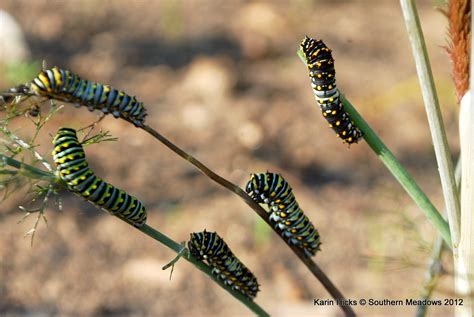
328 85 333 89
53 68 62 85
279 204 285 209
317 85 322 90
280 212 287 217
317 74 322 78
332 110 336 115
38 73 51 91
329 97 334 102
336 121 341 126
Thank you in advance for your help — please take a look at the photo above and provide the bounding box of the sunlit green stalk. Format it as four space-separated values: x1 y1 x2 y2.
400 0 460 249
296 51 451 248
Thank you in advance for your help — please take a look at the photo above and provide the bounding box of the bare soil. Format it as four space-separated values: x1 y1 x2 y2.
0 1 459 316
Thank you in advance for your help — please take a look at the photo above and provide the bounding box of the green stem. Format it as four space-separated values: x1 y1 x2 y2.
140 124 356 317
296 50 451 248
0 154 56 181
132 223 270 317
400 0 460 248
341 95 451 247
1 155 270 316
1 91 356 316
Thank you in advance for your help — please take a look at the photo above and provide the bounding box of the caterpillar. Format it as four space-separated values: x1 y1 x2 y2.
188 230 260 300
52 127 147 226
245 172 321 257
31 67 147 127
300 36 363 144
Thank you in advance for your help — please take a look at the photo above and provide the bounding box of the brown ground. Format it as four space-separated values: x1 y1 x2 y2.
0 1 461 316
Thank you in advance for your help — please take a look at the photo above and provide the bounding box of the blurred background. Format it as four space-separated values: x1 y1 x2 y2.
0 0 460 316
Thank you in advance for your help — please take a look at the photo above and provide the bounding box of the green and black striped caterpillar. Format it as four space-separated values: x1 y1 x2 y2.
32 67 147 127
245 172 321 257
188 230 260 300
300 36 363 144
52 127 147 226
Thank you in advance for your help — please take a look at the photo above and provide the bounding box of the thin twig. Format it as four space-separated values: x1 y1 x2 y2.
1 128 53 171
416 235 445 317
0 154 56 181
140 124 356 317
416 158 462 317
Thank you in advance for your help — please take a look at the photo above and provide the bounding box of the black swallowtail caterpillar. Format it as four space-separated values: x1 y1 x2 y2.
245 172 321 257
188 230 260 300
300 36 363 144
52 127 147 226
32 67 147 127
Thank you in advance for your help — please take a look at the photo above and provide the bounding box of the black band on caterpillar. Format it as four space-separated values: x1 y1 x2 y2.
300 36 363 144
245 172 321 257
32 67 147 127
188 230 260 300
52 127 147 226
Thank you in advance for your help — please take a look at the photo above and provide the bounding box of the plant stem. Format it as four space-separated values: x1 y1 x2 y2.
416 157 461 317
133 223 270 317
341 95 451 248
296 49 451 247
400 0 460 249
416 235 444 317
140 124 356 317
0 156 270 316
457 90 474 315
0 154 55 181
1 92 356 316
